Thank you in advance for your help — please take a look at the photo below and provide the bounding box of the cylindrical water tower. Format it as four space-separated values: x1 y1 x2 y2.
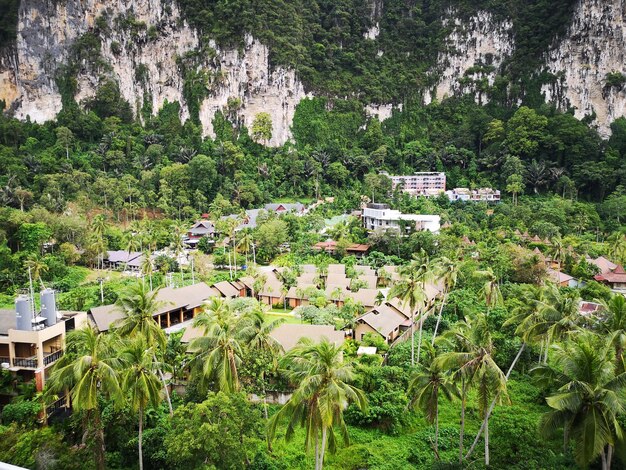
40 288 57 327
15 295 32 331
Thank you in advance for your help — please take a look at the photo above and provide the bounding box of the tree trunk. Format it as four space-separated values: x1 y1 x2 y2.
155 354 173 416
314 434 320 470
607 444 613 470
459 381 466 464
601 449 608 470
484 414 489 466
319 427 327 470
465 343 526 460
138 407 144 470
93 409 106 470
432 292 447 346
416 314 424 365
411 309 415 366
435 401 439 459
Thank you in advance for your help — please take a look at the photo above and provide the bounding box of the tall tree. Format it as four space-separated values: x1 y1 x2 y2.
113 283 173 415
431 256 458 345
268 338 367 470
47 326 123 470
533 332 626 470
389 252 433 366
408 348 458 459
435 314 508 466
120 337 163 470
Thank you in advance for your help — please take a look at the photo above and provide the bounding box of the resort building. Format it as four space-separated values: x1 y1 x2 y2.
362 203 441 233
446 188 501 202
382 172 446 196
0 290 88 391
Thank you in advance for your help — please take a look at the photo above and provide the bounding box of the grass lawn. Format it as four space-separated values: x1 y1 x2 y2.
264 310 302 325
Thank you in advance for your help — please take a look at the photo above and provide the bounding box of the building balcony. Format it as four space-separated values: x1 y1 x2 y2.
0 356 9 365
43 349 63 366
13 356 38 368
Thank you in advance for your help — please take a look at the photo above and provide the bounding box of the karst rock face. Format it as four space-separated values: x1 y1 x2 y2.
1 0 625 143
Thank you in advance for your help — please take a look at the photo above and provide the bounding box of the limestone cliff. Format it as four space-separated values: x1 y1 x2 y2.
542 0 626 137
426 10 515 106
0 0 305 146
2 0 626 142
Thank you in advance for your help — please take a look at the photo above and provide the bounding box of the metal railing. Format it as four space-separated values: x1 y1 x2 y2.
43 349 63 366
13 357 38 368
46 396 67 417
0 356 9 365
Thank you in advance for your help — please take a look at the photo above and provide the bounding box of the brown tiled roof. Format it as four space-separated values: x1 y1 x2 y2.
595 265 626 283
212 281 240 298
270 324 345 351
357 304 407 337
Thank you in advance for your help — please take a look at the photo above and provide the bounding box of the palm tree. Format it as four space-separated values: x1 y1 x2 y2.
607 232 626 265
408 348 458 459
533 284 581 363
431 256 458 345
188 300 255 393
237 231 254 267
47 326 123 470
474 268 502 314
113 283 173 415
170 222 187 286
435 314 508 466
140 252 155 290
120 337 163 470
24 256 48 288
389 253 432 366
549 236 565 272
533 332 626 470
597 294 626 371
268 338 367 470
247 305 285 418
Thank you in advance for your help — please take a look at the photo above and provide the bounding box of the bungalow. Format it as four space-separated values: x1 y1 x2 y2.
286 285 316 308
264 203 306 214
547 269 577 288
327 272 350 290
187 220 216 240
270 324 345 351
212 281 241 298
354 265 376 277
89 282 217 332
587 256 617 275
594 265 626 292
356 274 378 290
327 264 346 275
104 250 142 270
355 303 410 343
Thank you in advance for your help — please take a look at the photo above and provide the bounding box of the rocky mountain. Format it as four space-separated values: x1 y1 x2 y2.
0 0 625 144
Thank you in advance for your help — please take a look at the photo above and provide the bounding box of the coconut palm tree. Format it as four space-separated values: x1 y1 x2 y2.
47 326 123 470
549 236 565 272
247 305 285 418
140 252 155 290
268 338 367 470
24 256 48 289
431 256 458 345
597 294 626 372
170 222 187 286
435 313 508 466
113 283 173 415
533 332 626 470
533 284 581 363
389 253 432 366
120 337 163 470
474 268 502 314
408 347 458 459
188 300 255 393
237 231 254 267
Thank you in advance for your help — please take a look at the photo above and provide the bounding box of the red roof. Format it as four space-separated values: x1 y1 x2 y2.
595 265 626 283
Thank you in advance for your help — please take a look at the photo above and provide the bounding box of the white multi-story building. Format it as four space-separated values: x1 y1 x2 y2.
446 188 501 202
362 203 441 233
382 172 446 196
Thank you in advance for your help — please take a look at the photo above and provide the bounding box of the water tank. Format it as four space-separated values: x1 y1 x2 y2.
40 288 57 327
15 295 32 331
